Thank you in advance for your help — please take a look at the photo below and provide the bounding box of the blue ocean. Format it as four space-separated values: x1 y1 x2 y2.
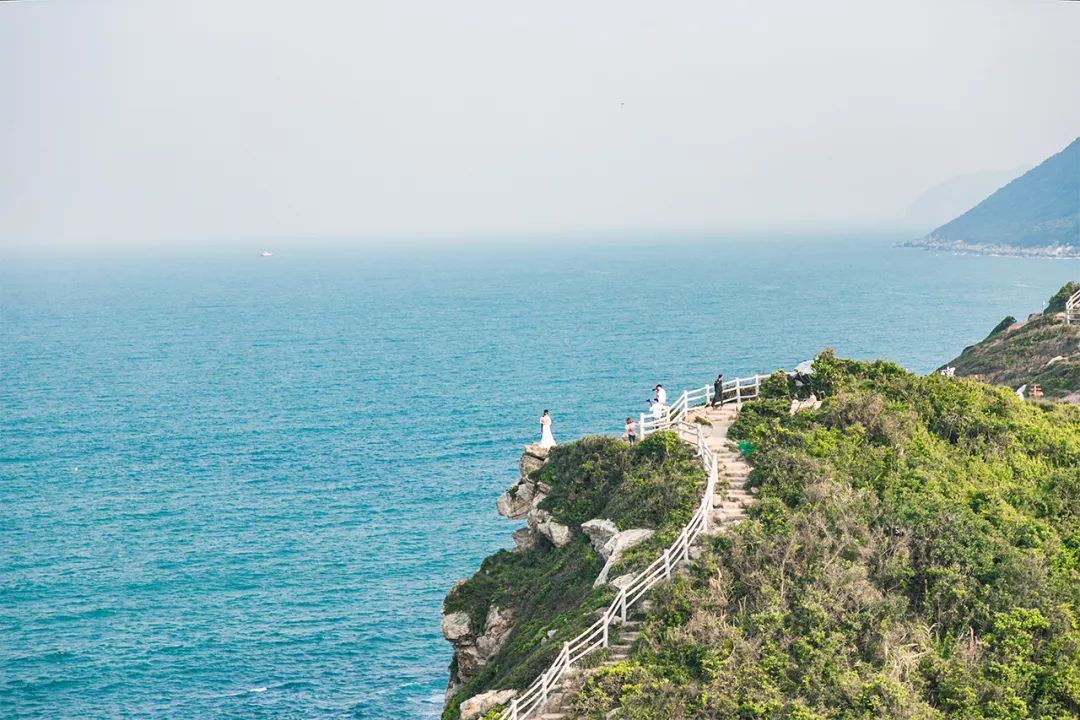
1 235 1073 719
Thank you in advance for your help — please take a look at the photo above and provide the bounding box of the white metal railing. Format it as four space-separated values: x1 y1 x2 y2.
638 374 766 438
1066 289 1080 325
497 375 767 720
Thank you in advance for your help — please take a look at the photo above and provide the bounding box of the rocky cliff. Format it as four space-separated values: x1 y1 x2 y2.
942 281 1080 400
438 435 705 719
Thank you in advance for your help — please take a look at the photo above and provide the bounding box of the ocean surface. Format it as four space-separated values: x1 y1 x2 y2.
1 235 1074 719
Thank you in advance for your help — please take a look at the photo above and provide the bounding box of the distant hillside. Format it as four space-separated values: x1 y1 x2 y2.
943 281 1080 400
909 137 1080 256
902 165 1029 231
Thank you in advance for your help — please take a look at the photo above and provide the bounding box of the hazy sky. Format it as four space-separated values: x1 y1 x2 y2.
3 0 1079 247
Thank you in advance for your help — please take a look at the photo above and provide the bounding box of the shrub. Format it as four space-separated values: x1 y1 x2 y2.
759 370 792 400
1044 281 1080 314
569 355 1080 720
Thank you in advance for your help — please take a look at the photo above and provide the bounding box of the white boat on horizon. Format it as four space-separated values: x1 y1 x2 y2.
261 250 273 257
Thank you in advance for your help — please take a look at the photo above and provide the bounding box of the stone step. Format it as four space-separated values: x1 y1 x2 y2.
541 714 567 720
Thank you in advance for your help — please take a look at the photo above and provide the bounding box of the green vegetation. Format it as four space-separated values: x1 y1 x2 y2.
946 282 1080 400
570 352 1080 719
1045 283 1080 315
442 433 705 719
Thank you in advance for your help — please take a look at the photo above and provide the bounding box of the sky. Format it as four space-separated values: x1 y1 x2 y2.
2 0 1079 248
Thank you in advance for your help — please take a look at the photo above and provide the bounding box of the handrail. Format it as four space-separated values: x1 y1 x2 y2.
498 375 764 720
1067 289 1080 325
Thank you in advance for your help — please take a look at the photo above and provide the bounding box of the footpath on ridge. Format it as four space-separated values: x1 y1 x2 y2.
532 402 756 720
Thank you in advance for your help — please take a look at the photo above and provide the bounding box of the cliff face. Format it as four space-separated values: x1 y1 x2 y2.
439 444 552 707
438 435 705 720
943 282 1080 400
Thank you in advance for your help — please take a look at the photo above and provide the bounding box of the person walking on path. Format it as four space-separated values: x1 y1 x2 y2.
539 410 557 448
624 417 637 443
712 373 725 406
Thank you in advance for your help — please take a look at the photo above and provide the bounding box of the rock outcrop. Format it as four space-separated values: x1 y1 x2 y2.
443 446 558 712
527 508 572 548
441 604 517 699
459 689 517 720
581 519 655 586
581 518 618 552
495 482 534 519
498 445 569 548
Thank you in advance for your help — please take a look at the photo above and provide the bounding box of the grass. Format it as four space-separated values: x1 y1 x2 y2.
442 432 705 719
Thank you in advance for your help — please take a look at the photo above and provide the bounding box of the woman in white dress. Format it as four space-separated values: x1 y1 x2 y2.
539 410 557 448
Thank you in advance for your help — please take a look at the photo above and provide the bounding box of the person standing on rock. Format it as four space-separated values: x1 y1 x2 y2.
539 410 557 448
712 373 725 406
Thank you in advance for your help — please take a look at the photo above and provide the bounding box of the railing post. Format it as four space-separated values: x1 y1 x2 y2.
510 698 518 720
602 618 609 647
639 412 647 438
620 590 627 623
663 548 671 578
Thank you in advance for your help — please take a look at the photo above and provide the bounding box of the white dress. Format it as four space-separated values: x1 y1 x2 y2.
539 415 556 448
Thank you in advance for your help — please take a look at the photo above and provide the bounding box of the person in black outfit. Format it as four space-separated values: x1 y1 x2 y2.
712 373 725 406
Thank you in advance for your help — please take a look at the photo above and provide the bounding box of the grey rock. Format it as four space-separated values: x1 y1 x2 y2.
519 451 546 479
610 573 635 591
496 482 533 519
546 520 573 548
527 507 573 548
440 611 471 642
581 519 619 558
511 527 538 552
602 528 654 560
595 528 655 587
460 689 517 720
475 605 514 658
526 507 552 530
522 443 551 461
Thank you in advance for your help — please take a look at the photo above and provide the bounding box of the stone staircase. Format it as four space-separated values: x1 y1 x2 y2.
535 404 754 719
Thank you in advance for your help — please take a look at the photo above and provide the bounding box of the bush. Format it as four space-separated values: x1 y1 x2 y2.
1044 281 1080 314
569 355 1080 719
759 370 792 400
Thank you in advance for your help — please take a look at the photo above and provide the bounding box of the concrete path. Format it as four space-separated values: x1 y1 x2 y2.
535 404 755 719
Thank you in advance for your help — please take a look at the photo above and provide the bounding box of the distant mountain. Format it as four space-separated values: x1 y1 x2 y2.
908 137 1080 256
902 166 1029 232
